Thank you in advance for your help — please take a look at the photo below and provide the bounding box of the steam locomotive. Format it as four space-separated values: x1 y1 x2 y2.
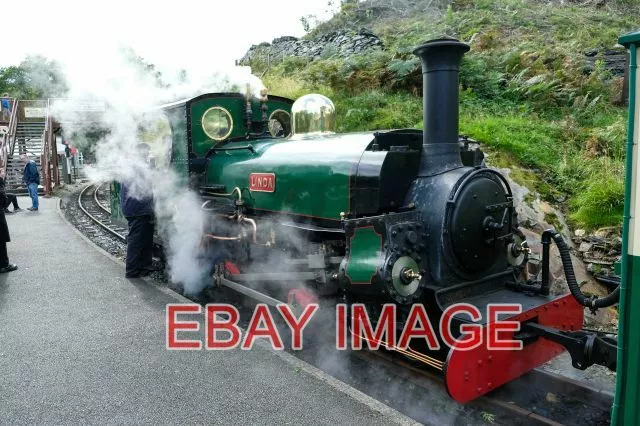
113 38 618 402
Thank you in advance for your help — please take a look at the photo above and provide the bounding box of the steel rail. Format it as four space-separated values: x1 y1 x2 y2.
78 183 125 241
93 182 111 214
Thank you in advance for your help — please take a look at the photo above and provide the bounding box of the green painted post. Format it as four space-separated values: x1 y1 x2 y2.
614 30 640 425
110 181 124 222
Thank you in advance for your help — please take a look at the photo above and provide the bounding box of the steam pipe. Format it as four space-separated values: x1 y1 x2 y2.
245 84 253 137
241 217 268 246
201 187 243 204
260 88 269 135
204 234 242 241
541 230 620 310
201 216 267 246
541 235 551 296
413 38 470 176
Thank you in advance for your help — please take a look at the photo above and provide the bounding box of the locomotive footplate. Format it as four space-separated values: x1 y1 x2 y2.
444 293 584 403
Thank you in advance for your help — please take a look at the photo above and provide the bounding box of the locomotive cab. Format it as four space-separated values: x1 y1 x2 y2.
156 92 295 181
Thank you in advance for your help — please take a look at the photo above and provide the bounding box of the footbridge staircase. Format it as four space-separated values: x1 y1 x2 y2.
0 99 59 195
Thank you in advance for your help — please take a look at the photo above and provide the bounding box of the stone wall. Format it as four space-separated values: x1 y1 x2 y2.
584 47 627 76
239 29 383 66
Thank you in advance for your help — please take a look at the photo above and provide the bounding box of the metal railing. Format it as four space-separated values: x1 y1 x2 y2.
0 98 61 195
0 98 18 174
1 97 79 195
40 99 58 196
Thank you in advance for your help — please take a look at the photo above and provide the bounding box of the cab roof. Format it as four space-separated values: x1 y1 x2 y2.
157 93 294 111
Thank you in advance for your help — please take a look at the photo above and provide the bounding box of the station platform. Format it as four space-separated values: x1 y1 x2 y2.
0 197 416 425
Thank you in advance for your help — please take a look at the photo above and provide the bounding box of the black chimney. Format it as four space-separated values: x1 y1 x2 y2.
413 38 470 175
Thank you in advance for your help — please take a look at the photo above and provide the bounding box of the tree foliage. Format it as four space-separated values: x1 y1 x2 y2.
0 55 68 99
119 47 168 88
0 48 169 100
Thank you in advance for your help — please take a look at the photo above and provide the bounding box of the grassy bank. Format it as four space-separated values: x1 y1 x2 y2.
258 0 638 230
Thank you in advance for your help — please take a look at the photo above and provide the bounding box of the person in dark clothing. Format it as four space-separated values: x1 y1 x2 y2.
21 154 39 211
4 193 21 214
121 143 155 278
0 169 18 273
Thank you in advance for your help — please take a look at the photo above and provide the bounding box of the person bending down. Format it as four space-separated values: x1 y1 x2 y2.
0 169 21 214
4 193 21 214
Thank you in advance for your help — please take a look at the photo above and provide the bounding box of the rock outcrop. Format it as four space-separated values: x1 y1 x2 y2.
584 47 627 76
239 29 383 66
499 165 617 330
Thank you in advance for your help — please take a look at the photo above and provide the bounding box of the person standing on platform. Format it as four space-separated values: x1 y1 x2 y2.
1 94 11 121
0 168 18 273
120 143 155 278
70 145 78 179
21 154 39 211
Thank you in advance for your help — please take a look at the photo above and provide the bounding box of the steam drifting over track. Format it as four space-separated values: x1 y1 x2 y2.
78 183 127 241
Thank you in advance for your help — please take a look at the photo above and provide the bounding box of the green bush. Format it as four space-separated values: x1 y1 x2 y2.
278 57 311 75
459 54 504 99
387 57 420 82
570 171 625 228
335 90 422 132
459 112 566 169
586 120 627 160
299 58 344 89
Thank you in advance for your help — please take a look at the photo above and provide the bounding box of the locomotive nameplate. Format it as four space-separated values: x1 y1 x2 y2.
249 173 276 193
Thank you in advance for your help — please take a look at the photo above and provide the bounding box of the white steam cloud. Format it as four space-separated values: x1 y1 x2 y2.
50 44 265 294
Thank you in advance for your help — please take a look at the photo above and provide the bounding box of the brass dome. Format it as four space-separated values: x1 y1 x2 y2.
291 94 336 136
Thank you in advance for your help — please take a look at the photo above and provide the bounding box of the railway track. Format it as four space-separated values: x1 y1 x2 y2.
78 182 127 241
69 182 614 425
93 182 112 215
63 183 128 261
353 348 612 425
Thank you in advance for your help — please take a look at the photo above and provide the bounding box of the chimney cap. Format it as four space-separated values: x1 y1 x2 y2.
413 38 470 56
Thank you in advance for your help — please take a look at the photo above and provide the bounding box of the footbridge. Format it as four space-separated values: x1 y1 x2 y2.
0 98 105 195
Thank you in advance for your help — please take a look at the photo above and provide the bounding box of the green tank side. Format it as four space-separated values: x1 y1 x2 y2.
110 181 124 221
205 133 373 222
345 227 383 283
